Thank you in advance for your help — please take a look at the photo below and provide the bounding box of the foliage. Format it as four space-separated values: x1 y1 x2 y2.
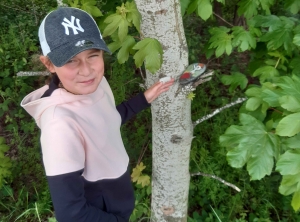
0 137 12 188
102 1 163 73
1 0 300 221
181 0 300 213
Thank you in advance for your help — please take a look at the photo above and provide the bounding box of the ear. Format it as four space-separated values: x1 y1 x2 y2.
40 56 55 73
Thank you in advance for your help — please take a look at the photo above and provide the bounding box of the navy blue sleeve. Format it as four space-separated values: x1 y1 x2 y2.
47 170 126 222
116 92 150 125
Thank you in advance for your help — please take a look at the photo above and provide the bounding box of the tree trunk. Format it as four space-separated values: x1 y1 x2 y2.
135 1 191 221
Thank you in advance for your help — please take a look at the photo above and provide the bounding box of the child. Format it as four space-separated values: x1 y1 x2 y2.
21 7 174 222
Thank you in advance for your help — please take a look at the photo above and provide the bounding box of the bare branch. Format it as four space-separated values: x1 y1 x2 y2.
192 70 214 88
17 71 50 76
193 97 247 127
213 12 234 27
191 171 241 192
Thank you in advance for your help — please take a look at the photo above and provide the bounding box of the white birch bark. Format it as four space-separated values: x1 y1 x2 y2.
135 1 191 221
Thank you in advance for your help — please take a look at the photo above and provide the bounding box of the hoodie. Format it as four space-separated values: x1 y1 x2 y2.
21 76 150 222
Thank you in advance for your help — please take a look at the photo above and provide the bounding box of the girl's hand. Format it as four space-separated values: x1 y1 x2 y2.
144 78 175 103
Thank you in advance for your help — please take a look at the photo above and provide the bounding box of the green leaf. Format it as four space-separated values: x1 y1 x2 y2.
283 133 300 149
221 72 248 92
251 15 281 31
0 137 5 144
285 0 300 14
245 86 262 97
293 34 300 46
197 0 212 21
118 18 129 42
276 149 300 175
292 188 300 211
276 76 300 98
126 1 141 32
259 0 275 15
290 57 300 76
0 144 9 153
81 0 103 17
268 51 288 65
238 0 258 19
117 36 136 64
253 66 279 83
276 112 300 137
279 173 300 195
245 97 262 111
260 17 295 53
103 14 123 37
261 88 282 107
132 38 163 74
232 26 256 51
180 0 191 15
186 0 198 14
220 113 279 180
209 27 233 57
103 13 129 42
279 95 300 112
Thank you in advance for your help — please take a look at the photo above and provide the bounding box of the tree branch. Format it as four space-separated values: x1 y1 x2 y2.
193 97 247 127
17 71 50 76
213 12 234 27
191 171 241 192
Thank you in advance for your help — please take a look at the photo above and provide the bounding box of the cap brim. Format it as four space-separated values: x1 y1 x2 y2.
47 37 111 67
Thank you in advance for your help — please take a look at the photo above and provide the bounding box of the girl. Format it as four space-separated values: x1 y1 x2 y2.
21 7 174 222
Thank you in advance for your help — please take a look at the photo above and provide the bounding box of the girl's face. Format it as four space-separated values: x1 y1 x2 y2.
41 49 104 95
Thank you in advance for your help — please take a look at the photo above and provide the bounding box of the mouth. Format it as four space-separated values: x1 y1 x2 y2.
79 78 95 84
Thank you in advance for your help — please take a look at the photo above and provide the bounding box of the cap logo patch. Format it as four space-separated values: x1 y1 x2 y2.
61 16 84 35
75 40 94 47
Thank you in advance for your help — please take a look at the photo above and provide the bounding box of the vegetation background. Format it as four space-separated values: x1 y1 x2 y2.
0 0 299 221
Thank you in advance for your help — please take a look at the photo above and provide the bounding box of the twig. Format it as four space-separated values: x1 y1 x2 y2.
17 71 50 76
193 97 247 127
31 0 38 25
138 67 145 81
213 12 234 27
191 171 241 192
0 3 32 14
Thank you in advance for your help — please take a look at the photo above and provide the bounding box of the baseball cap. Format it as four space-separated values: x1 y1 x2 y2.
38 7 111 67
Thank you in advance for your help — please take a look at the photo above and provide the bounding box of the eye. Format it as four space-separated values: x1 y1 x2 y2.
67 59 75 63
89 54 99 58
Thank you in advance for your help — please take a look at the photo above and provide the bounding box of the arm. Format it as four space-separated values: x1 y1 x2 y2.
116 92 150 125
116 78 174 124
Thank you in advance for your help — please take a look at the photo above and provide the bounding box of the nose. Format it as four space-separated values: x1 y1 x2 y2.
78 61 91 76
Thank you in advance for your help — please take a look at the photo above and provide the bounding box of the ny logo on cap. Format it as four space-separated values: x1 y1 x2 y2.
61 16 84 35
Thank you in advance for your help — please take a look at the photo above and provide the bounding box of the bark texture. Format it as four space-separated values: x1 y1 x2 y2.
135 1 191 221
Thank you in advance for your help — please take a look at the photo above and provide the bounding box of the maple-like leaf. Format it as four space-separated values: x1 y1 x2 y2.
237 0 258 19
131 162 146 183
137 175 150 187
219 113 280 180
208 27 233 57
285 0 300 14
253 65 279 83
132 38 163 74
276 149 300 211
232 26 256 51
259 16 295 53
81 0 103 17
125 1 141 32
221 72 248 93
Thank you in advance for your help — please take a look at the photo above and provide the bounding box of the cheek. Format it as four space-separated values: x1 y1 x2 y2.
55 68 77 85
